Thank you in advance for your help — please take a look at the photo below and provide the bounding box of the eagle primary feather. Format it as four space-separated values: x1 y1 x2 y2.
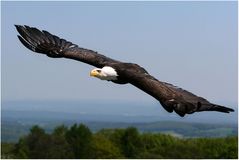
15 25 234 117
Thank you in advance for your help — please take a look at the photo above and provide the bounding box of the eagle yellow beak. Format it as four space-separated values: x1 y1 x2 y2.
90 70 98 77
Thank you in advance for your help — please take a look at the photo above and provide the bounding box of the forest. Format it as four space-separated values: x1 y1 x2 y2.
1 123 238 159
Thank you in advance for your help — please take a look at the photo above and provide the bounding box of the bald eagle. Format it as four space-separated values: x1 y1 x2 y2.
15 25 234 117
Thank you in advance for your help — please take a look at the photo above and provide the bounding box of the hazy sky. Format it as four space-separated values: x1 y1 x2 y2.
1 1 237 107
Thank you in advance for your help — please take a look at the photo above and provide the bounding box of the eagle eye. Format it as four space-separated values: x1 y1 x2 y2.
96 69 101 73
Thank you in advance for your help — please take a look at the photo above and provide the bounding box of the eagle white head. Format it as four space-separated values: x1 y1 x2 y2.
90 66 118 81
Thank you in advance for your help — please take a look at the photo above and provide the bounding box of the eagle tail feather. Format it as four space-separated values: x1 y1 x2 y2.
199 104 234 113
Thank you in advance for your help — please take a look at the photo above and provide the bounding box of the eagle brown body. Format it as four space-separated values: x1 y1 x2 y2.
15 25 234 117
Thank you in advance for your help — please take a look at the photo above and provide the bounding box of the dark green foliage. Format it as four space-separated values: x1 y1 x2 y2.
48 125 74 158
120 127 143 158
140 133 238 159
2 124 237 159
1 143 15 159
14 125 74 158
14 125 49 158
65 124 92 158
91 134 124 158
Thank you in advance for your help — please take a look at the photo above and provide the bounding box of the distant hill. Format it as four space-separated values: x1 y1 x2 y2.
1 100 237 142
2 100 238 124
2 115 237 142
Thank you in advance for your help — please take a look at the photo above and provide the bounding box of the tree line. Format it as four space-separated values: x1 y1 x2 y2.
1 123 238 159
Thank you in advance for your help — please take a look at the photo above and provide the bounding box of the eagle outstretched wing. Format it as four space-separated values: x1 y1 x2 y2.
15 25 234 117
122 68 234 117
15 25 119 68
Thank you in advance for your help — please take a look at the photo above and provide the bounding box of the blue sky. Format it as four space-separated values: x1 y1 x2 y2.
1 1 237 108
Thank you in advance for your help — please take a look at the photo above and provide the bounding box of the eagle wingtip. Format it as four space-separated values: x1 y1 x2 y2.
14 24 22 29
228 108 235 112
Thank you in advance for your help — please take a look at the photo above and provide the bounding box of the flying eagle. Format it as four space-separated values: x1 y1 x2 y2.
15 25 234 117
